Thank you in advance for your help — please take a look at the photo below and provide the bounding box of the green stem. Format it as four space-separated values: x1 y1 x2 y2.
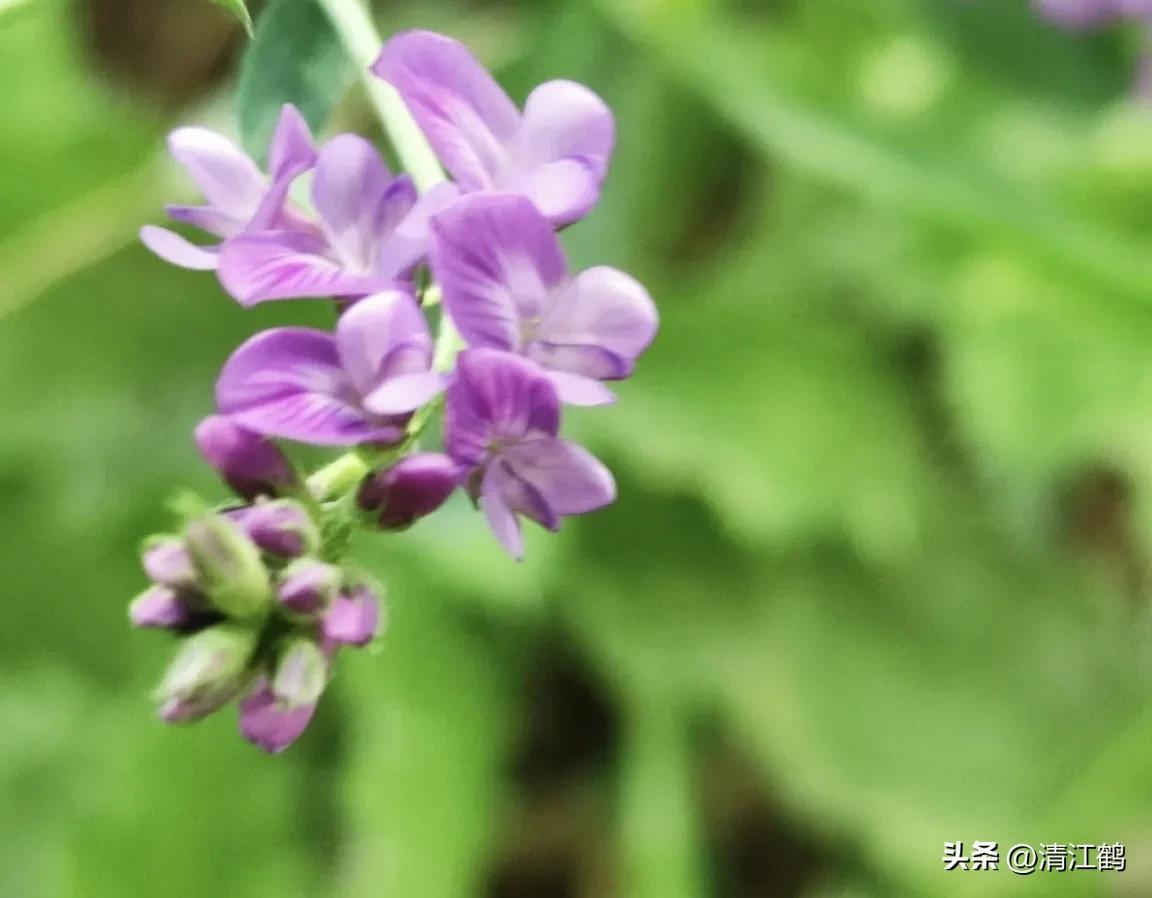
316 0 445 192
306 451 372 502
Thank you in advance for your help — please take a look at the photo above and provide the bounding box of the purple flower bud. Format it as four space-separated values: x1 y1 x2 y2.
129 585 192 629
184 513 271 619
357 453 460 530
276 559 341 618
236 500 319 558
195 414 298 500
271 638 328 709
239 677 317 753
323 583 383 646
155 624 257 723
141 536 197 590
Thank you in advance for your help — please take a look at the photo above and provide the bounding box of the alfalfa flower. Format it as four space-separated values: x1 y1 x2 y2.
431 193 657 406
374 30 614 227
140 104 317 270
215 289 442 446
445 348 615 559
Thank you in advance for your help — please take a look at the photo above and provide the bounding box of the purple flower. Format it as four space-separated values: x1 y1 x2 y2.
130 585 194 629
140 104 317 271
323 584 382 646
276 559 341 617
431 193 657 406
195 415 298 500
217 134 458 305
239 676 319 753
374 30 615 227
445 349 615 559
232 500 320 558
1036 0 1152 27
216 289 442 446
357 453 461 529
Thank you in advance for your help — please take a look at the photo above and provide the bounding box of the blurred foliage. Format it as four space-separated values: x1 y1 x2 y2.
5 0 1152 897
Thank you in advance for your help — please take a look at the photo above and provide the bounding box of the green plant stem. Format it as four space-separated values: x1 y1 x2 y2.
315 0 445 192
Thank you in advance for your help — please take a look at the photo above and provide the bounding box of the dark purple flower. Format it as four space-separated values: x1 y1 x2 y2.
357 453 460 529
323 584 382 646
140 104 317 270
276 559 341 617
217 134 458 305
233 500 319 558
239 676 318 753
195 415 298 500
431 193 657 406
445 349 615 559
374 31 614 227
216 289 442 446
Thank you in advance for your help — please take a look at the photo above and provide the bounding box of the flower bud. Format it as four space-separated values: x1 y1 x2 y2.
357 453 459 530
141 536 198 590
184 513 270 619
195 414 298 500
129 585 192 629
323 583 383 646
276 559 341 618
239 677 317 753
271 638 328 709
237 500 319 558
155 624 257 723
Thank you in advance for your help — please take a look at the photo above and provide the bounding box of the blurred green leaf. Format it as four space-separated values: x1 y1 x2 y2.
211 0 254 37
236 0 349 162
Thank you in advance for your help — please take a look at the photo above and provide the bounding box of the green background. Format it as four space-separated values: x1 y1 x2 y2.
2 0 1152 895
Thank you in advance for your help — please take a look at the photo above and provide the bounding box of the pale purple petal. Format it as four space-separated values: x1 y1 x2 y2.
501 437 616 517
139 226 220 270
481 463 525 559
444 349 560 466
323 587 380 645
372 181 461 280
217 231 390 306
216 328 399 446
239 677 317 753
335 290 432 397
166 204 242 238
532 266 657 378
363 371 444 415
312 135 416 271
373 30 520 190
168 127 265 222
267 104 317 180
432 193 568 351
545 371 618 407
514 80 615 225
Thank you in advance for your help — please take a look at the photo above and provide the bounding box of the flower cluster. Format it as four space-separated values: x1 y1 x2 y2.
132 31 657 752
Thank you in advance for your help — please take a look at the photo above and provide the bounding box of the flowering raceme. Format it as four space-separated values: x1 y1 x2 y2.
132 28 656 752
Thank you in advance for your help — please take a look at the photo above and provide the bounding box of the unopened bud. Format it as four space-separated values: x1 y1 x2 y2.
238 500 319 557
195 414 298 500
155 624 257 723
276 559 341 618
184 513 270 618
357 453 459 530
271 638 328 709
130 585 192 629
239 677 317 753
141 536 198 590
323 582 383 646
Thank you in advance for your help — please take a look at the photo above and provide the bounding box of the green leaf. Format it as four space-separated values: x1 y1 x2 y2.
210 0 254 37
236 0 350 163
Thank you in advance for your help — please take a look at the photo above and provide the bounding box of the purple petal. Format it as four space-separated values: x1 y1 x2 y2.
312 135 416 271
216 328 399 446
130 585 194 629
514 80 615 225
444 349 560 466
358 453 461 529
239 677 317 753
323 587 381 646
168 127 265 222
217 231 391 305
335 290 433 397
480 463 525 560
545 371 618 407
195 414 298 499
373 30 520 190
372 181 461 280
531 266 657 378
1034 0 1118 27
432 193 568 351
501 437 616 517
363 371 443 415
139 226 220 270
267 104 317 180
166 204 243 239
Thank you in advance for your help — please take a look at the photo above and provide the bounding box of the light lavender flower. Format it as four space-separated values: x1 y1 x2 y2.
216 289 442 446
374 30 615 227
431 193 657 406
217 135 458 305
445 349 615 559
140 104 317 271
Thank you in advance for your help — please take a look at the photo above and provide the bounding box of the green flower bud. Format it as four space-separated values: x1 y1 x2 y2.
272 638 328 709
184 512 271 619
155 624 258 723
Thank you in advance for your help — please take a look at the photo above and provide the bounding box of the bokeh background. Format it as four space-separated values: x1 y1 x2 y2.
5 0 1152 895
